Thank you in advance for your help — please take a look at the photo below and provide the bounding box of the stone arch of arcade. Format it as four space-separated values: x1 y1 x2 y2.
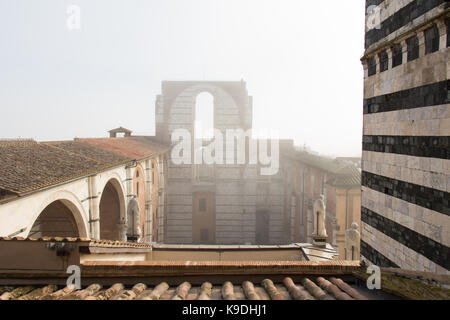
28 191 88 238
99 178 126 241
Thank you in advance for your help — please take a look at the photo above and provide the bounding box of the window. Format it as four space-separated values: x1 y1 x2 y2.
378 51 388 72
199 198 206 212
152 172 154 185
136 182 139 196
136 170 139 178
407 36 419 61
425 25 439 54
367 57 376 76
195 92 214 140
392 44 403 68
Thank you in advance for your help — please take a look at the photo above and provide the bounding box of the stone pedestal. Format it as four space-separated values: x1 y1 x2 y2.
312 235 328 248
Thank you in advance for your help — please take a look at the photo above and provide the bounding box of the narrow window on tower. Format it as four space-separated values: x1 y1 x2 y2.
407 36 419 61
195 92 214 140
378 51 388 72
392 44 403 68
367 57 377 76
425 25 439 54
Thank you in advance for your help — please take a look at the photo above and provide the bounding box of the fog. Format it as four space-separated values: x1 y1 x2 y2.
0 0 365 157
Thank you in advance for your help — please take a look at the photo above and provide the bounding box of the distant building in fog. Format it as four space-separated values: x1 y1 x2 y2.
361 0 449 273
154 80 361 246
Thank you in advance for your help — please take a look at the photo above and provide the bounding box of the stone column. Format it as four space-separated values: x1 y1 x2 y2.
125 165 133 224
157 155 166 243
374 53 380 75
437 19 447 51
386 46 393 70
345 222 360 261
401 39 408 64
144 159 152 242
87 175 100 239
417 31 425 58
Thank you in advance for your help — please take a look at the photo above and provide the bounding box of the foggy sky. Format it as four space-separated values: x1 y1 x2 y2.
0 0 366 157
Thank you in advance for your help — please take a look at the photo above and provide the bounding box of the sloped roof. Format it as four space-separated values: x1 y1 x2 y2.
0 275 372 300
0 140 129 195
326 165 361 187
78 136 169 160
285 148 348 174
108 127 132 133
0 137 169 196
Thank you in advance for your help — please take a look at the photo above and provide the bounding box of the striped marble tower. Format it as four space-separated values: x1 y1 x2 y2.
361 0 449 273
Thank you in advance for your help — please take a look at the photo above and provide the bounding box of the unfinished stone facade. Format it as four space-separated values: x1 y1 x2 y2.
155 81 289 244
361 0 449 273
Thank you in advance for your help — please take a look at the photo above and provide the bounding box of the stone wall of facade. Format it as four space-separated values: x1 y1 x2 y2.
361 0 449 273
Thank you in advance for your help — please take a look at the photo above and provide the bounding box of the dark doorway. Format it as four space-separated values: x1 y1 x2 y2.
256 210 270 244
99 181 121 240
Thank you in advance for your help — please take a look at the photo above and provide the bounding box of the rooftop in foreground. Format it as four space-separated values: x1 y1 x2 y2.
0 237 449 300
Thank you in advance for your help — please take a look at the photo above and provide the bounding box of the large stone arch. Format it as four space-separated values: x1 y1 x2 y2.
156 81 253 145
99 177 126 241
26 190 88 238
170 84 243 132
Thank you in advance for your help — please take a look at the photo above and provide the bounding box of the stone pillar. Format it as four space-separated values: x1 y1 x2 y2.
417 31 425 58
144 159 152 242
345 222 360 261
386 46 393 70
401 39 408 64
157 155 166 243
374 53 380 75
125 165 133 225
437 19 447 51
87 175 100 239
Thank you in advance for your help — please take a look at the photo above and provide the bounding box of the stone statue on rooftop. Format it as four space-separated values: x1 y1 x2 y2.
313 195 327 238
345 222 360 260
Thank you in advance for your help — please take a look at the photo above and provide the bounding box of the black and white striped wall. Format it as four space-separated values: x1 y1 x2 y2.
361 0 449 274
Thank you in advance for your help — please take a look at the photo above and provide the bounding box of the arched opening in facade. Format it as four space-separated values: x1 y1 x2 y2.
195 92 214 140
29 200 80 238
99 180 123 241
127 198 140 242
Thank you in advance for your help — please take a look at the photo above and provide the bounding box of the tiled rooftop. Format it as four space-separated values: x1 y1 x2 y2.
0 141 127 195
78 136 169 161
326 165 361 187
0 276 374 300
0 136 168 195
0 236 153 249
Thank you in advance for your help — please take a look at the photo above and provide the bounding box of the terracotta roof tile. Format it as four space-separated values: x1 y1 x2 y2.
326 165 361 187
0 141 125 194
0 136 168 195
78 136 169 160
0 276 376 300
0 236 152 248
